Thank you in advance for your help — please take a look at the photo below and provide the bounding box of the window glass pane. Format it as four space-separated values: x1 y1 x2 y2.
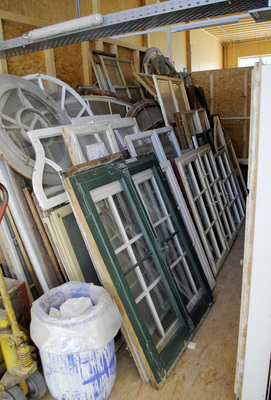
104 60 123 86
185 115 197 135
41 136 72 169
136 280 181 352
135 173 202 311
94 185 181 353
158 132 178 160
172 82 187 110
63 213 99 284
120 62 137 85
156 80 176 123
115 88 128 97
129 88 143 103
77 131 112 160
130 137 155 156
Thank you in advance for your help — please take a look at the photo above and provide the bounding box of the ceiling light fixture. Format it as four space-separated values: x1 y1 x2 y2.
25 13 103 41
171 14 249 33
110 13 249 39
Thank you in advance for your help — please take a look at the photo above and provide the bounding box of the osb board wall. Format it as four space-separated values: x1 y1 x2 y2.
2 21 46 76
54 43 84 89
223 39 271 68
191 67 253 158
1 0 78 24
117 35 145 48
100 0 143 15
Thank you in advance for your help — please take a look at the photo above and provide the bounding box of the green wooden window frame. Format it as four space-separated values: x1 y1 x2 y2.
62 153 213 388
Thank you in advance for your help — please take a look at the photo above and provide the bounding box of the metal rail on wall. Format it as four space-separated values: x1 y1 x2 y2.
0 0 269 58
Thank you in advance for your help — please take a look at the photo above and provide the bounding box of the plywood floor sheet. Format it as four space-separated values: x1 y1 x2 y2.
39 226 245 400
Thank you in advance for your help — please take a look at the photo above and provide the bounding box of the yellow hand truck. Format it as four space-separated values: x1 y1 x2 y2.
0 183 47 400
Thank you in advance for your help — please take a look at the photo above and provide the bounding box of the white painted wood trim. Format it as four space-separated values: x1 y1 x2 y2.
237 63 271 400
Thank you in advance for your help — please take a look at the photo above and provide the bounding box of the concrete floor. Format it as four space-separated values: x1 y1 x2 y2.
37 226 244 400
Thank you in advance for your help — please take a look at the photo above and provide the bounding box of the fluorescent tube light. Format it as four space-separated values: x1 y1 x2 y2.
26 14 103 41
171 15 248 33
110 27 167 39
110 13 249 39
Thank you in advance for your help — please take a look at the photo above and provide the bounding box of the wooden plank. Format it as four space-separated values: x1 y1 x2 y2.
23 187 65 286
0 230 17 279
166 27 172 63
133 49 140 72
0 245 12 278
31 192 69 283
186 30 191 72
4 204 43 297
234 62 269 400
61 151 129 177
0 10 47 27
102 37 147 53
0 19 8 74
109 43 118 57
44 49 56 78
81 41 92 85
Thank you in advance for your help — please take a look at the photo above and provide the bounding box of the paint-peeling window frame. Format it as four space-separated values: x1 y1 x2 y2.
61 153 213 388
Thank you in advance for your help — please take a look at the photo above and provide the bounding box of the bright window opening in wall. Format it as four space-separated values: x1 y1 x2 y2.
238 55 271 67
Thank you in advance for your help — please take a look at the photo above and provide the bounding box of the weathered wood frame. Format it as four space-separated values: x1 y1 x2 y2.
23 73 93 119
197 144 237 249
214 148 245 230
0 75 71 181
98 55 145 102
62 117 141 165
27 126 71 212
61 153 213 388
133 72 157 99
124 128 215 288
175 147 229 275
235 63 271 400
42 203 98 283
124 126 181 163
180 109 206 149
153 75 190 126
214 115 248 207
82 94 132 117
62 123 120 165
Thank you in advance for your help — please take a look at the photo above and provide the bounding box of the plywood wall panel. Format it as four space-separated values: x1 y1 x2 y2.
1 0 76 24
100 0 142 15
192 67 252 158
54 43 84 89
118 47 134 62
118 35 144 48
3 21 46 76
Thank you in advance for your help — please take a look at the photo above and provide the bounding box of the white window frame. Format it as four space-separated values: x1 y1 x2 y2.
213 116 248 207
175 147 229 275
62 123 120 165
125 126 181 163
23 73 93 119
152 75 190 126
124 130 215 288
27 127 70 212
